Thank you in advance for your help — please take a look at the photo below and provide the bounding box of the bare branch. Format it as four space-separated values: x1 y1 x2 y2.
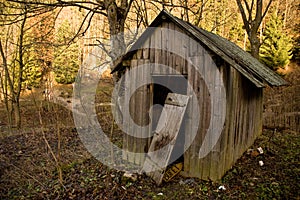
262 0 273 19
236 0 250 32
96 39 111 57
70 9 94 43
7 0 106 15
243 0 251 13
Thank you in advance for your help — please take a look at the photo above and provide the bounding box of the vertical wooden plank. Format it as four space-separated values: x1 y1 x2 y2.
144 60 152 152
123 68 130 161
193 55 203 178
189 35 198 57
200 48 210 179
228 68 236 168
209 56 223 181
153 26 162 74
186 39 202 177
184 42 205 178
136 60 144 165
234 73 243 162
184 58 195 176
161 22 169 74
233 74 241 162
134 59 144 165
197 66 206 179
241 80 249 151
218 63 229 179
224 67 235 171
201 51 211 180
182 31 188 75
143 38 151 59
128 59 138 163
185 36 198 176
147 25 157 76
168 22 175 72
174 25 182 73
191 57 199 177
239 74 245 154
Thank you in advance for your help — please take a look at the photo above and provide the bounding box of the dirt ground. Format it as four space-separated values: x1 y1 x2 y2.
0 68 299 199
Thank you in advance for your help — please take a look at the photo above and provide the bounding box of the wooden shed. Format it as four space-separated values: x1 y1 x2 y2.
111 10 287 182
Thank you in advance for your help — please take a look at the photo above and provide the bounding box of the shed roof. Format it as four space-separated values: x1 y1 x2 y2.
112 10 287 87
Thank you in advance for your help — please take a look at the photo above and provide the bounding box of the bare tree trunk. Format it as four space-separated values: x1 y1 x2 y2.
236 0 273 59
104 0 133 83
0 40 14 132
249 32 260 59
105 1 129 61
14 9 27 129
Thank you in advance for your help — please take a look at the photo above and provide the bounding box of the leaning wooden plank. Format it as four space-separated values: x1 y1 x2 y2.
142 93 189 185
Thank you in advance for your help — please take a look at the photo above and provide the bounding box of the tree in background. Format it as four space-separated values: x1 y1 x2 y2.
236 0 273 59
0 2 57 128
53 20 80 84
23 12 55 89
0 5 28 129
260 12 293 70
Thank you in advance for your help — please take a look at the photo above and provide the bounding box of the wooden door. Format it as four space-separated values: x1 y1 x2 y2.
142 93 189 185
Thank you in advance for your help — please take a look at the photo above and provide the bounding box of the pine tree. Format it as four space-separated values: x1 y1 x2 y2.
53 20 79 84
260 12 293 70
22 12 55 89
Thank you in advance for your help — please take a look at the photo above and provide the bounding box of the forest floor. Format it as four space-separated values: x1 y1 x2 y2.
0 65 299 199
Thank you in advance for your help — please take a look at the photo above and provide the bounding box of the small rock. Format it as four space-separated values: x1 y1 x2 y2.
179 178 195 185
218 185 226 191
122 172 138 182
259 160 264 166
157 192 163 196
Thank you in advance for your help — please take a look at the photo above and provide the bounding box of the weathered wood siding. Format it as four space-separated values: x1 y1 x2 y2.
122 59 152 165
183 58 263 180
122 20 263 180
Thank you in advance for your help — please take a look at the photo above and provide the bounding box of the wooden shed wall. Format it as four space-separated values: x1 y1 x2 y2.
183 60 263 181
121 20 263 180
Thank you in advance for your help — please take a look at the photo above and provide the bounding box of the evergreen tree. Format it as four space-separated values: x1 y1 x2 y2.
53 20 79 84
22 12 55 89
22 54 43 88
260 12 293 70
